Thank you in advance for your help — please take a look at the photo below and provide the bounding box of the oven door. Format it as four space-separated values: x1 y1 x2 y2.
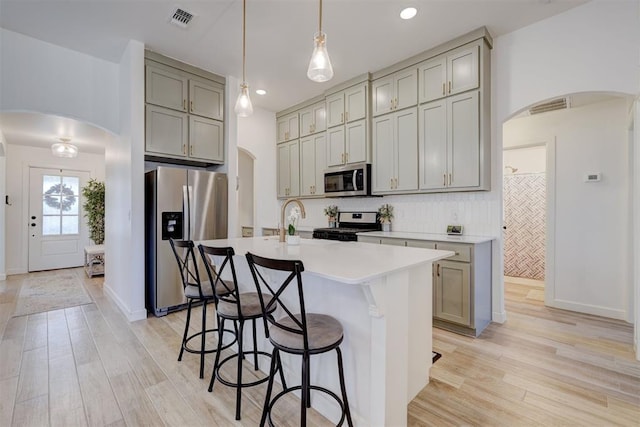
323 163 370 197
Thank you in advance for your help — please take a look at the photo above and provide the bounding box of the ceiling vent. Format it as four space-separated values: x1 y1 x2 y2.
529 97 570 115
170 8 194 28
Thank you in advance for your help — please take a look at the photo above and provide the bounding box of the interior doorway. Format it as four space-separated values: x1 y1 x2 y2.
502 144 547 292
237 148 255 237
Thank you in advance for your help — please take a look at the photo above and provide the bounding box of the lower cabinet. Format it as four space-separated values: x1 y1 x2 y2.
358 234 492 337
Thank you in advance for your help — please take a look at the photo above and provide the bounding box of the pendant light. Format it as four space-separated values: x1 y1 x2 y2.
307 0 334 83
234 0 253 117
51 137 78 158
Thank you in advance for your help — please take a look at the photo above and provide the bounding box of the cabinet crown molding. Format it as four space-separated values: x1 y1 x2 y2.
145 50 225 85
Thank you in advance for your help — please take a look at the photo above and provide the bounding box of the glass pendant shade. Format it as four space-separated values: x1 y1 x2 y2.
51 138 78 158
234 84 253 117
307 32 334 82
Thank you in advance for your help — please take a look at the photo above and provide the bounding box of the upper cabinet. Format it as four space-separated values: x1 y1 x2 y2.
188 79 224 121
418 45 479 104
277 112 299 143
372 68 418 116
326 83 368 128
299 102 326 137
144 54 225 165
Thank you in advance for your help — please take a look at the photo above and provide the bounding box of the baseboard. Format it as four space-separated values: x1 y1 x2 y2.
7 267 27 276
0 273 5 281
103 281 148 322
548 299 628 321
492 310 507 323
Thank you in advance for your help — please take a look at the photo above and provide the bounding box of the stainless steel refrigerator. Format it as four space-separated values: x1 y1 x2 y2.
145 166 228 316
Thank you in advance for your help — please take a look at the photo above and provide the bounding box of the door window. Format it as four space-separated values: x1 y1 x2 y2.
41 175 80 236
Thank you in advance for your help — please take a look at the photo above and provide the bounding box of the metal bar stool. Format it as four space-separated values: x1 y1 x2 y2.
169 239 236 379
246 252 353 427
199 244 287 421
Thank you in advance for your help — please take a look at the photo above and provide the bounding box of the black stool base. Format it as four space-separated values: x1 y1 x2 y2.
264 385 350 427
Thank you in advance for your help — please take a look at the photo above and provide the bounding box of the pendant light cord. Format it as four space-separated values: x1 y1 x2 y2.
318 0 323 33
242 0 246 83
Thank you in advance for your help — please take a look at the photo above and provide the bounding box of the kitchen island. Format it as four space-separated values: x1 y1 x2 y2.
197 236 453 426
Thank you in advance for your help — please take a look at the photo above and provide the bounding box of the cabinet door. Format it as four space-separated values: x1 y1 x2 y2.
327 126 345 167
277 143 290 198
145 105 187 157
372 75 394 117
345 119 367 164
312 102 326 133
380 238 406 246
277 117 289 143
372 114 395 192
394 68 418 111
326 92 345 128
418 57 446 104
189 116 223 162
448 91 479 188
189 79 223 120
345 84 367 122
146 65 188 112
447 46 479 96
299 107 314 137
418 100 447 190
395 108 418 191
434 260 471 326
277 141 300 198
286 113 299 140
300 133 326 196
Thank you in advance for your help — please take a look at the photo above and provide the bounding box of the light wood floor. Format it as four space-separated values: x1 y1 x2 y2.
0 270 638 426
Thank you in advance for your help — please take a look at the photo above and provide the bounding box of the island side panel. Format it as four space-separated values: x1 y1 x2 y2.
407 263 432 399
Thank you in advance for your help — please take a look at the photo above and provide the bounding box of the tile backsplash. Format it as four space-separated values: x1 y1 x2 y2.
293 191 501 237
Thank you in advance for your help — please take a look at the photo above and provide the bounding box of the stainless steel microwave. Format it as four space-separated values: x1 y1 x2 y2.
323 163 371 197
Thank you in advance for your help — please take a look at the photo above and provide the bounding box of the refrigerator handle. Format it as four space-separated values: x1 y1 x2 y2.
182 185 190 240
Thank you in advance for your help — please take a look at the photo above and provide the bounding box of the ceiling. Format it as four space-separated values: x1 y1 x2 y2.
0 0 590 152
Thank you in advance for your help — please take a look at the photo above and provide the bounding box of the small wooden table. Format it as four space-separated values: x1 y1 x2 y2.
84 244 105 277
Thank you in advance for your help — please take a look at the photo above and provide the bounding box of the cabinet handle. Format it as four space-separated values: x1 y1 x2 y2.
437 264 440 277
448 81 452 94
390 178 393 188
449 173 452 186
183 144 187 155
395 178 398 188
190 145 193 156
390 99 394 110
394 98 398 109
345 111 349 122
190 101 193 112
183 99 186 110
443 174 447 186
442 83 445 96
341 113 344 123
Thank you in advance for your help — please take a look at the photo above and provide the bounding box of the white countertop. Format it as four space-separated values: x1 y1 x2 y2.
198 236 453 285
357 231 495 244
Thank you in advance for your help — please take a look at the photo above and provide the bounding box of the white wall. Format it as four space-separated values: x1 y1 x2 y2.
0 28 119 133
503 146 546 174
103 40 146 322
0 131 6 280
4 144 105 275
504 98 631 320
492 0 640 322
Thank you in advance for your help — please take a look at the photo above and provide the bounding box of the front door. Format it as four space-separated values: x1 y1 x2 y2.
28 168 90 272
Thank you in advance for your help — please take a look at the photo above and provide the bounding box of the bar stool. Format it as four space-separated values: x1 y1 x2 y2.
245 252 353 427
169 239 236 379
198 244 287 421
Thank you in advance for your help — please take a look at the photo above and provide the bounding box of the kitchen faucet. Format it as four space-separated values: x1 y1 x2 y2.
280 198 306 242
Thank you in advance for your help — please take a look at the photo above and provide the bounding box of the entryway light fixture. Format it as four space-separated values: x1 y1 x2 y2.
234 0 253 117
307 0 334 83
51 137 78 158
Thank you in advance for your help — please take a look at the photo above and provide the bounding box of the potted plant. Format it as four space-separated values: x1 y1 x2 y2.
378 204 394 232
323 204 339 228
287 206 301 245
82 178 105 245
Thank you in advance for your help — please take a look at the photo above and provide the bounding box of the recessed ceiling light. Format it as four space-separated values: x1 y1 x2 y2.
400 7 417 20
255 89 267 96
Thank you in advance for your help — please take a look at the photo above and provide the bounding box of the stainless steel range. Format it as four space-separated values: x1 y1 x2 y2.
313 211 381 241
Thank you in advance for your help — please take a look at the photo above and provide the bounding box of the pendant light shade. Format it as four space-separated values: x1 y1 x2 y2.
51 137 78 158
234 0 253 117
234 83 253 117
307 0 333 83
